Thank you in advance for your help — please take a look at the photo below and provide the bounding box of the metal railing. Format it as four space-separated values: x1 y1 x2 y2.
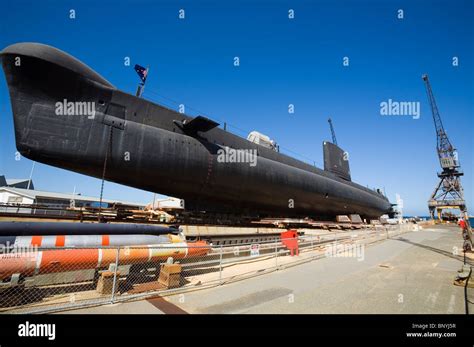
0 223 415 314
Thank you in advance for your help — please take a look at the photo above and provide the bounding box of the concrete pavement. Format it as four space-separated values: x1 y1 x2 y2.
166 225 470 314
66 225 472 314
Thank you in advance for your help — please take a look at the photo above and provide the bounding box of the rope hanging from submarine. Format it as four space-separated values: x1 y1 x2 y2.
98 125 114 221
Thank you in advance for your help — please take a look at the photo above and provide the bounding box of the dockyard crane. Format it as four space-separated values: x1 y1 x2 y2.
328 118 338 145
422 74 472 250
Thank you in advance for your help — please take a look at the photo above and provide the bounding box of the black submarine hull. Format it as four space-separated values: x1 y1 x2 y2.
1 43 392 220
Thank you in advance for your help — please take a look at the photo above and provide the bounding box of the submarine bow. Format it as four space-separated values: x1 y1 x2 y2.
1 42 392 220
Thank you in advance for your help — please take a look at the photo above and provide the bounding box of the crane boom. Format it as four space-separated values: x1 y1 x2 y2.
328 118 338 145
422 74 458 169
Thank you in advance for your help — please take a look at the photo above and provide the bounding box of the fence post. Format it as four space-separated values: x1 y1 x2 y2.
111 246 120 303
275 237 278 269
219 244 223 284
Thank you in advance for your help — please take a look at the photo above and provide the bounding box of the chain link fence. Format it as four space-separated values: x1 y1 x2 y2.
0 223 416 313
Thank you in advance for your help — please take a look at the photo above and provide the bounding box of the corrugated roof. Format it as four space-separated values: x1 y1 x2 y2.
6 179 30 185
0 187 144 206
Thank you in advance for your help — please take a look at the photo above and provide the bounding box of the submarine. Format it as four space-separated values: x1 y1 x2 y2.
0 42 392 220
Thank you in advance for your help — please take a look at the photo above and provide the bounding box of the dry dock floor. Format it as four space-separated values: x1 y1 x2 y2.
65 225 472 314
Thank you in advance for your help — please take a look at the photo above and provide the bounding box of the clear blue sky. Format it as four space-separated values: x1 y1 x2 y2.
0 0 472 216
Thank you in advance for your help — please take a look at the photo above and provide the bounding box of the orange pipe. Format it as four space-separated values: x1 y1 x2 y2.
0 241 210 280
